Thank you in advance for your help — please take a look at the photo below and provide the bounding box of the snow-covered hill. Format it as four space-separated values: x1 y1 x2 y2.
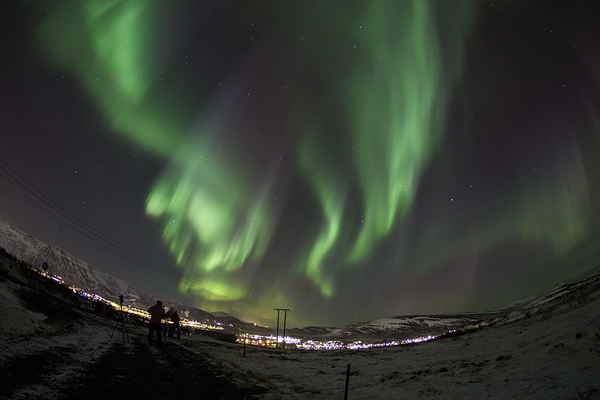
0 219 151 301
0 219 44 261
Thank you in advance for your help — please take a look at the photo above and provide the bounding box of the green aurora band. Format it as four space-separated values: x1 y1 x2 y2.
298 2 473 295
37 1 597 326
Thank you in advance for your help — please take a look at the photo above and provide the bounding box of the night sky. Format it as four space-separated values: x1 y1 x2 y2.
2 1 600 327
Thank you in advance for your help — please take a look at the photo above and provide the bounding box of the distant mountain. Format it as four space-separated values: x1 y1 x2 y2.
0 218 262 334
288 270 600 343
0 219 152 301
286 313 503 343
0 219 43 261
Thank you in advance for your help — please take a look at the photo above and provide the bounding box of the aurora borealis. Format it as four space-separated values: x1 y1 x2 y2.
2 1 600 327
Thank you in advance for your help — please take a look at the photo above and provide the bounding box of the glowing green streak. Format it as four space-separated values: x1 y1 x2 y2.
37 0 279 308
179 276 246 302
348 1 462 261
146 144 275 300
298 136 346 297
86 0 152 104
37 0 180 156
299 1 474 274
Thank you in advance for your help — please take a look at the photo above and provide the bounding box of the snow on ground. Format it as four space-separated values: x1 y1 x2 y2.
2 269 599 399
2 323 115 400
0 279 117 399
0 279 46 340
0 279 113 359
183 296 600 399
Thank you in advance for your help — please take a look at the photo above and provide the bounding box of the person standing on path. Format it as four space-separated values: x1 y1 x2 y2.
147 300 166 347
163 309 173 338
169 311 181 339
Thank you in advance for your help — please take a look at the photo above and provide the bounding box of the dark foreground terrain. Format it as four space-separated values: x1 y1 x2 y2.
2 251 600 399
0 315 265 399
0 253 265 399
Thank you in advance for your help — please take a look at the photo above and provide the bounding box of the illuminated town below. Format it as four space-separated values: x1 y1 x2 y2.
237 333 443 350
44 270 451 350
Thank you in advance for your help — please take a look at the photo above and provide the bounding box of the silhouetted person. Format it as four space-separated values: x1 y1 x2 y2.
147 300 165 347
169 311 181 339
163 309 173 338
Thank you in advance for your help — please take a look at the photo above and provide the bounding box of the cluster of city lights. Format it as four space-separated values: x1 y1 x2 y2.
184 319 224 330
238 334 302 348
37 268 459 346
237 333 445 350
73 284 224 330
38 269 224 331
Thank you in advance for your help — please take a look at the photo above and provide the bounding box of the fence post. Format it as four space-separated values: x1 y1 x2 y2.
344 363 351 399
243 333 247 357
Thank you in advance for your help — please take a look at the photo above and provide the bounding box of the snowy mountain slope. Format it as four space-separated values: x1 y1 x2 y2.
0 219 152 302
0 218 262 332
0 219 45 261
287 313 505 342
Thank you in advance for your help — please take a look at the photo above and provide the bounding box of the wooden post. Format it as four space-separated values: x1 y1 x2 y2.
282 309 289 349
274 309 280 348
344 363 351 400
274 308 290 348
243 333 247 357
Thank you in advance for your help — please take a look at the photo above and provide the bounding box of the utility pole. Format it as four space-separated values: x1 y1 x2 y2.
274 308 280 348
274 308 290 348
